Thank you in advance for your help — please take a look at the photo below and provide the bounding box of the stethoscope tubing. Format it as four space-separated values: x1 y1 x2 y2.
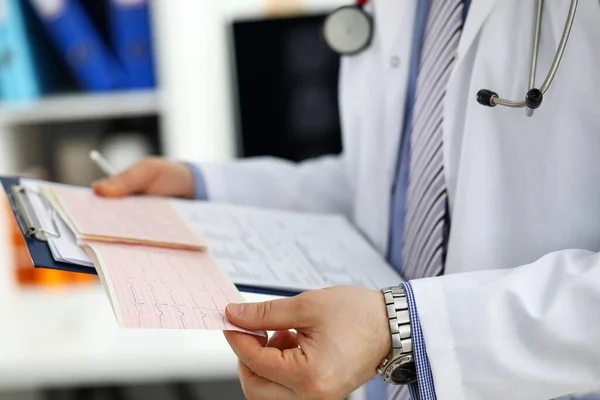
325 0 578 116
484 0 578 116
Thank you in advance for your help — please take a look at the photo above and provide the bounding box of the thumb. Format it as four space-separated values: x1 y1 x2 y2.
92 158 159 197
226 296 315 331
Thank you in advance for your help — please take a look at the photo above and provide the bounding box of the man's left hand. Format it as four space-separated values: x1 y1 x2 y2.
223 286 391 400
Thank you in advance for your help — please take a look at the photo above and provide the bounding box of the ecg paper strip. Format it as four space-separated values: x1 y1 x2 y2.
49 186 204 250
84 241 257 334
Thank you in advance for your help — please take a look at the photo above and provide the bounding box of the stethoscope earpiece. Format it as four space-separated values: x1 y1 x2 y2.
525 88 543 110
476 89 499 107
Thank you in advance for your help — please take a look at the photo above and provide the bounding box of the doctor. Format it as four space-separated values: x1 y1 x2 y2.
94 0 600 399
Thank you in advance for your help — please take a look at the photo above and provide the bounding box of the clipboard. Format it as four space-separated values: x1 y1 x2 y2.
0 176 297 296
1 176 96 275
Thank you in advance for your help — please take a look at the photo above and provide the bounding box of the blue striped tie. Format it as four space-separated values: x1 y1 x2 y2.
389 1 464 399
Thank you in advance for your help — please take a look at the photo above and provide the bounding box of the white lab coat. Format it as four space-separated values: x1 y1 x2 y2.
198 0 600 399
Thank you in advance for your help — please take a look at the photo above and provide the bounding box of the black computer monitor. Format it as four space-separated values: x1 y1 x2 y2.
231 13 342 162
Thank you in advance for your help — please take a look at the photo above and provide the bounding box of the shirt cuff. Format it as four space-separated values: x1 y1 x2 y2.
401 281 437 400
184 162 209 200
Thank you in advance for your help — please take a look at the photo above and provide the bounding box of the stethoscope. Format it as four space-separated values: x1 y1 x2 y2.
323 0 579 117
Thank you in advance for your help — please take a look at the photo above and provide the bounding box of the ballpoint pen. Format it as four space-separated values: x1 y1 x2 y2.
89 150 118 176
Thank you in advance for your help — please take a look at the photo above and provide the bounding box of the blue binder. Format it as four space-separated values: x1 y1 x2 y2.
29 0 125 92
108 0 155 89
0 176 296 296
0 0 56 101
80 0 110 46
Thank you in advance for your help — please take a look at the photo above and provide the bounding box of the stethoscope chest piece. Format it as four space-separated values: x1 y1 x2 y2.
323 5 373 55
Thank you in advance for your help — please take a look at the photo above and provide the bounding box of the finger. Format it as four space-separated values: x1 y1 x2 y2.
238 360 296 400
92 158 160 197
267 330 299 351
225 294 316 331
224 331 308 388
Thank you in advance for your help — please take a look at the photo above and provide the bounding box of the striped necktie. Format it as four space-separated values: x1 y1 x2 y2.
390 1 465 399
402 0 464 281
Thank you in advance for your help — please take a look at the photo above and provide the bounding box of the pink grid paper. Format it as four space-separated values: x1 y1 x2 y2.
51 186 204 249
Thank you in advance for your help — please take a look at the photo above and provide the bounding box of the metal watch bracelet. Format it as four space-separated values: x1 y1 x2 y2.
377 286 416 384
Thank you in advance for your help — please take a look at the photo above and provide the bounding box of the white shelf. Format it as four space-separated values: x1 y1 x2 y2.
0 90 160 126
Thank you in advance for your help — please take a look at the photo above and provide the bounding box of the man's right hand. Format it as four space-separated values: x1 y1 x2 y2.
92 157 195 199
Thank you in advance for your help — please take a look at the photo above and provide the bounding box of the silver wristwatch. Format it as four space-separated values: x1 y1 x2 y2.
377 286 417 385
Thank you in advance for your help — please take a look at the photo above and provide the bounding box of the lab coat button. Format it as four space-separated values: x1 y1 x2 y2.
390 56 400 68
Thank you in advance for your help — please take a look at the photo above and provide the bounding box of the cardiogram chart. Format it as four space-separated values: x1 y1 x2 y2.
86 241 252 333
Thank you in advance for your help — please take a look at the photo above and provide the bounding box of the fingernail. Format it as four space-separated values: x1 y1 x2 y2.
227 303 245 317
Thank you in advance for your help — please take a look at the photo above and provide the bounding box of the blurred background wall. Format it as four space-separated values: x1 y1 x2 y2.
0 1 346 399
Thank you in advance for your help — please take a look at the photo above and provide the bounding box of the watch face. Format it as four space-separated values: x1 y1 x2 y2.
391 362 417 385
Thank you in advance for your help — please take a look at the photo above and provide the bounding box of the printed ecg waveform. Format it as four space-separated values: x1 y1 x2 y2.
86 242 254 333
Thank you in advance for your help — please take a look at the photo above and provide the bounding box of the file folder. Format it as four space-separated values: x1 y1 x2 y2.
29 0 125 91
108 0 156 88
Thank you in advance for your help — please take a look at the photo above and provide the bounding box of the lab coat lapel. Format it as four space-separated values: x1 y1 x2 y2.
374 0 502 198
454 0 502 72
442 0 502 207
